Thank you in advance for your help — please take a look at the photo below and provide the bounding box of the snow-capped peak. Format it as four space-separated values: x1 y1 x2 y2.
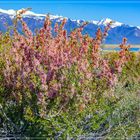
92 20 99 25
111 21 123 28
16 9 46 17
98 18 112 25
0 9 16 15
0 8 63 20
97 18 123 28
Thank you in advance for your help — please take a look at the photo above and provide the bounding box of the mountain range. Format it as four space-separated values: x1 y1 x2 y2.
0 9 140 44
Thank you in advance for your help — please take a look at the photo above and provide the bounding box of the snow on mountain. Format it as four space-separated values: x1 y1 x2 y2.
97 18 112 25
91 20 99 25
96 18 123 28
0 8 63 20
0 8 140 44
0 9 15 15
0 8 139 30
111 21 123 28
0 8 124 28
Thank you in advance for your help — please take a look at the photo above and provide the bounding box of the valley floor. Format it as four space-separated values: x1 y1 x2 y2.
104 44 140 48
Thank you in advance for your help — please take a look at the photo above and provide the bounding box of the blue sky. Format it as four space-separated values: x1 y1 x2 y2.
0 0 140 26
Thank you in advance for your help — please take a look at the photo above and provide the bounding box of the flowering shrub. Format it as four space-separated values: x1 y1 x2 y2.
0 8 139 139
1 9 131 117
